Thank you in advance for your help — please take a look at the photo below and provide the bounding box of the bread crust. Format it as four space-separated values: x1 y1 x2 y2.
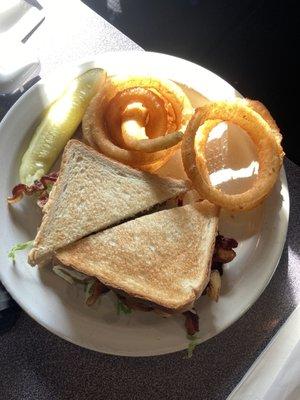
56 201 219 311
28 140 189 266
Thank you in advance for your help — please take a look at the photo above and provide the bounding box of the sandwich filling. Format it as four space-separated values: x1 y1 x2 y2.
53 234 237 335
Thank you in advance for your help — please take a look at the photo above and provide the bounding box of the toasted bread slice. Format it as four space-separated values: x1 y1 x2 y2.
56 201 219 312
28 140 189 265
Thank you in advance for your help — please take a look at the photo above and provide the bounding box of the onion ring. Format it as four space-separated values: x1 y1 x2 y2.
181 101 284 211
106 87 168 145
105 87 183 152
241 98 282 144
82 75 193 171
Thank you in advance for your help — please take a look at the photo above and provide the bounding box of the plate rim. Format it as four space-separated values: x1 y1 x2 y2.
0 51 290 356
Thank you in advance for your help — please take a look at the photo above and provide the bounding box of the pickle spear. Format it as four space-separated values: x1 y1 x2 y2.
19 68 106 185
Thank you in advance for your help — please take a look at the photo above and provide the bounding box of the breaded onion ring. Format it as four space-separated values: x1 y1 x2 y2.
106 87 184 152
181 101 284 211
83 75 193 171
241 99 282 144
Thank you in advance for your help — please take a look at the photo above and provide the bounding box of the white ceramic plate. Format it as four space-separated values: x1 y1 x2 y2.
0 51 289 356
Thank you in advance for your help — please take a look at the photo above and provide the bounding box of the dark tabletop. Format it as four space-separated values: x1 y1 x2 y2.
0 2 299 400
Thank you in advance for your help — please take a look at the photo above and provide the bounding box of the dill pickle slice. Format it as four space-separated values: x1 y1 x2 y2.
19 68 106 185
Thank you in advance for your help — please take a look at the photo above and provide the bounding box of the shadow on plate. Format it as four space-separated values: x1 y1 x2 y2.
8 198 42 239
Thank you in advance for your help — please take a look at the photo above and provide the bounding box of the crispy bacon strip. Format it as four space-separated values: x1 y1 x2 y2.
211 261 224 276
36 191 50 209
213 248 236 263
86 280 109 306
213 234 238 264
183 310 199 336
40 172 59 186
210 233 238 280
7 172 58 205
215 235 238 250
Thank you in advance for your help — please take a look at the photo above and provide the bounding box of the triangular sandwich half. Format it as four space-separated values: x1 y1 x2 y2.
55 201 219 312
28 140 189 266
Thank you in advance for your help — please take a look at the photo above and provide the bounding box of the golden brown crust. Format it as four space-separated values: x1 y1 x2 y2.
28 140 189 265
181 101 284 211
56 202 219 311
82 75 194 171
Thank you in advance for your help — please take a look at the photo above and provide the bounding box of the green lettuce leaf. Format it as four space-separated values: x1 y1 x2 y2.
186 334 199 358
8 240 34 261
116 299 132 315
